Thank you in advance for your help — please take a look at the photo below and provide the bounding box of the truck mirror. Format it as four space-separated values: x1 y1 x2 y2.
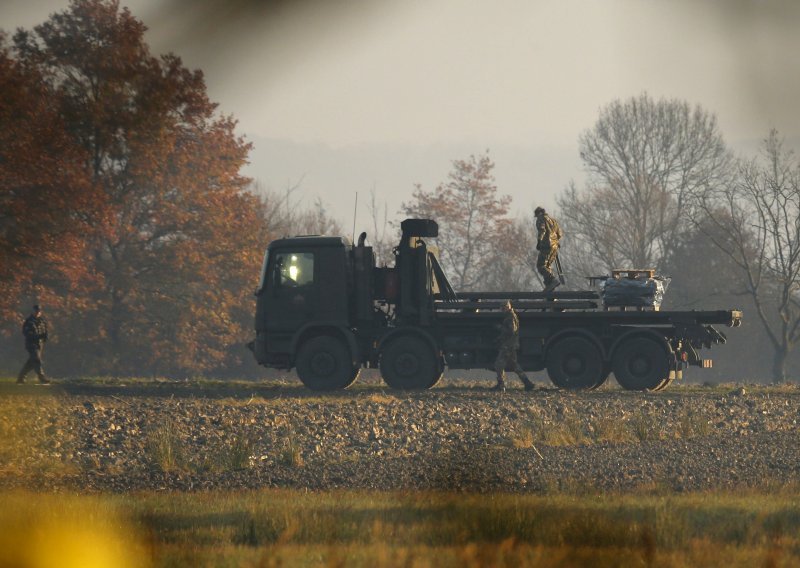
272 260 283 293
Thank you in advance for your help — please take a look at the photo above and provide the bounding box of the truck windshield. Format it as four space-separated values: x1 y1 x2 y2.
255 249 270 295
274 252 315 287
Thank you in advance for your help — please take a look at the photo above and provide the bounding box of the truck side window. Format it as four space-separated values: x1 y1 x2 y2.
273 252 314 288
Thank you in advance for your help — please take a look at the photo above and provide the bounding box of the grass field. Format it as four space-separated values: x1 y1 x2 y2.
1 488 799 567
1 378 798 566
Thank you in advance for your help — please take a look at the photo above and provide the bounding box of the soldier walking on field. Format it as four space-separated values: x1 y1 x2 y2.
17 304 50 385
492 301 535 392
535 206 563 292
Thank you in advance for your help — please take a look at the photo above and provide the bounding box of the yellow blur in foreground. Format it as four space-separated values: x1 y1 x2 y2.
0 493 149 568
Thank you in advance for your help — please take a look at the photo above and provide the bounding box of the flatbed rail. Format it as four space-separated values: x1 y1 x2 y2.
436 300 599 311
435 290 602 312
444 291 600 300
435 308 743 328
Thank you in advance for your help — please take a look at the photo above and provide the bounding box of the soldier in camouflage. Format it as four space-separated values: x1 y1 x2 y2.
17 305 50 384
535 206 563 292
492 301 535 392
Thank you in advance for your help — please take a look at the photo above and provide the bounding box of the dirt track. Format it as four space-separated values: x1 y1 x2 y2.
1 377 798 493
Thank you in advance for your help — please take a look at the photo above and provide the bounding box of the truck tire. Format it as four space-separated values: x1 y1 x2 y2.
295 336 359 391
380 336 442 390
545 336 604 390
612 336 670 391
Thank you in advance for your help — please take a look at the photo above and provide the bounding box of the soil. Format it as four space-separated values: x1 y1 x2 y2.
1 376 798 493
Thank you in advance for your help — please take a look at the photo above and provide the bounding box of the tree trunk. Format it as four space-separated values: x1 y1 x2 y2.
771 346 789 383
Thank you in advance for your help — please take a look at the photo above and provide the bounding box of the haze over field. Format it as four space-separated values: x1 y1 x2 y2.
3 0 799 224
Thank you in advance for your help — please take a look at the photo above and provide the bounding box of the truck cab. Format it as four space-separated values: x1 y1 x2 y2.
254 235 375 389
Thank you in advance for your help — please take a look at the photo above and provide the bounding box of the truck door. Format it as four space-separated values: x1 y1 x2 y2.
263 250 318 346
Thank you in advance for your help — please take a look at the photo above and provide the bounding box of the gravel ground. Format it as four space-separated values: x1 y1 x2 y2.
1 378 798 493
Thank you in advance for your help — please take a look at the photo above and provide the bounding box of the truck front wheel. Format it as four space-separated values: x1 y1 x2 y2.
295 336 359 391
380 336 442 390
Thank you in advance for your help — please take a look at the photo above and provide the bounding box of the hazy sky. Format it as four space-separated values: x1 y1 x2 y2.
3 0 800 227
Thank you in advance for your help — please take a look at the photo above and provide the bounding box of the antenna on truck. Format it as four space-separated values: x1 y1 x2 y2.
351 191 358 244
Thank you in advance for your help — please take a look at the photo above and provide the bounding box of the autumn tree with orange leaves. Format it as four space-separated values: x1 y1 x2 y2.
0 37 105 326
402 152 519 291
2 0 269 376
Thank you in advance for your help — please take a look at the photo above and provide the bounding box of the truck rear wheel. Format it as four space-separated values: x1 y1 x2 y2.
380 336 442 390
296 336 359 391
545 336 604 390
612 336 670 391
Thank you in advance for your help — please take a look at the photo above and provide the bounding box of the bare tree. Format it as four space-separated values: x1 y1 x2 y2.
401 152 512 291
250 177 342 239
250 178 305 237
294 197 343 236
557 93 731 272
366 186 397 267
694 130 800 382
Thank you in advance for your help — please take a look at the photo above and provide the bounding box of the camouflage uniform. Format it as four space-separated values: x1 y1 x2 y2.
493 306 534 391
535 211 563 288
17 311 49 384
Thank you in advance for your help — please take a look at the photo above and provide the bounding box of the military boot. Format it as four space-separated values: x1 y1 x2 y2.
543 279 560 293
522 376 536 391
489 380 506 393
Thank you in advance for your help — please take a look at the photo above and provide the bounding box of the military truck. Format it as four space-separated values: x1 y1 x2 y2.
252 219 741 391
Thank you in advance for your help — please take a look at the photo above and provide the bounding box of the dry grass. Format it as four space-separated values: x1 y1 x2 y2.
528 415 590 446
146 417 185 472
219 432 256 471
592 416 635 443
513 409 714 448
278 423 304 467
514 414 632 448
627 411 665 442
212 395 273 407
2 488 799 567
677 409 713 438
360 392 398 405
509 426 536 448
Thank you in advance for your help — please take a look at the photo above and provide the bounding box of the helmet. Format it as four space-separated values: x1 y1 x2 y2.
534 206 545 216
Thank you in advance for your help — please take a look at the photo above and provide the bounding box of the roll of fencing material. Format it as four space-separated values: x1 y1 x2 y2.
600 276 671 309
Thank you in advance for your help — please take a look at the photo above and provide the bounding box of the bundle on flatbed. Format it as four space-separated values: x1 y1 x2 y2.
599 269 671 309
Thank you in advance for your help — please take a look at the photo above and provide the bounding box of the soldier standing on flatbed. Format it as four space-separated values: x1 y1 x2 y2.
17 304 50 385
535 206 563 292
492 301 535 392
